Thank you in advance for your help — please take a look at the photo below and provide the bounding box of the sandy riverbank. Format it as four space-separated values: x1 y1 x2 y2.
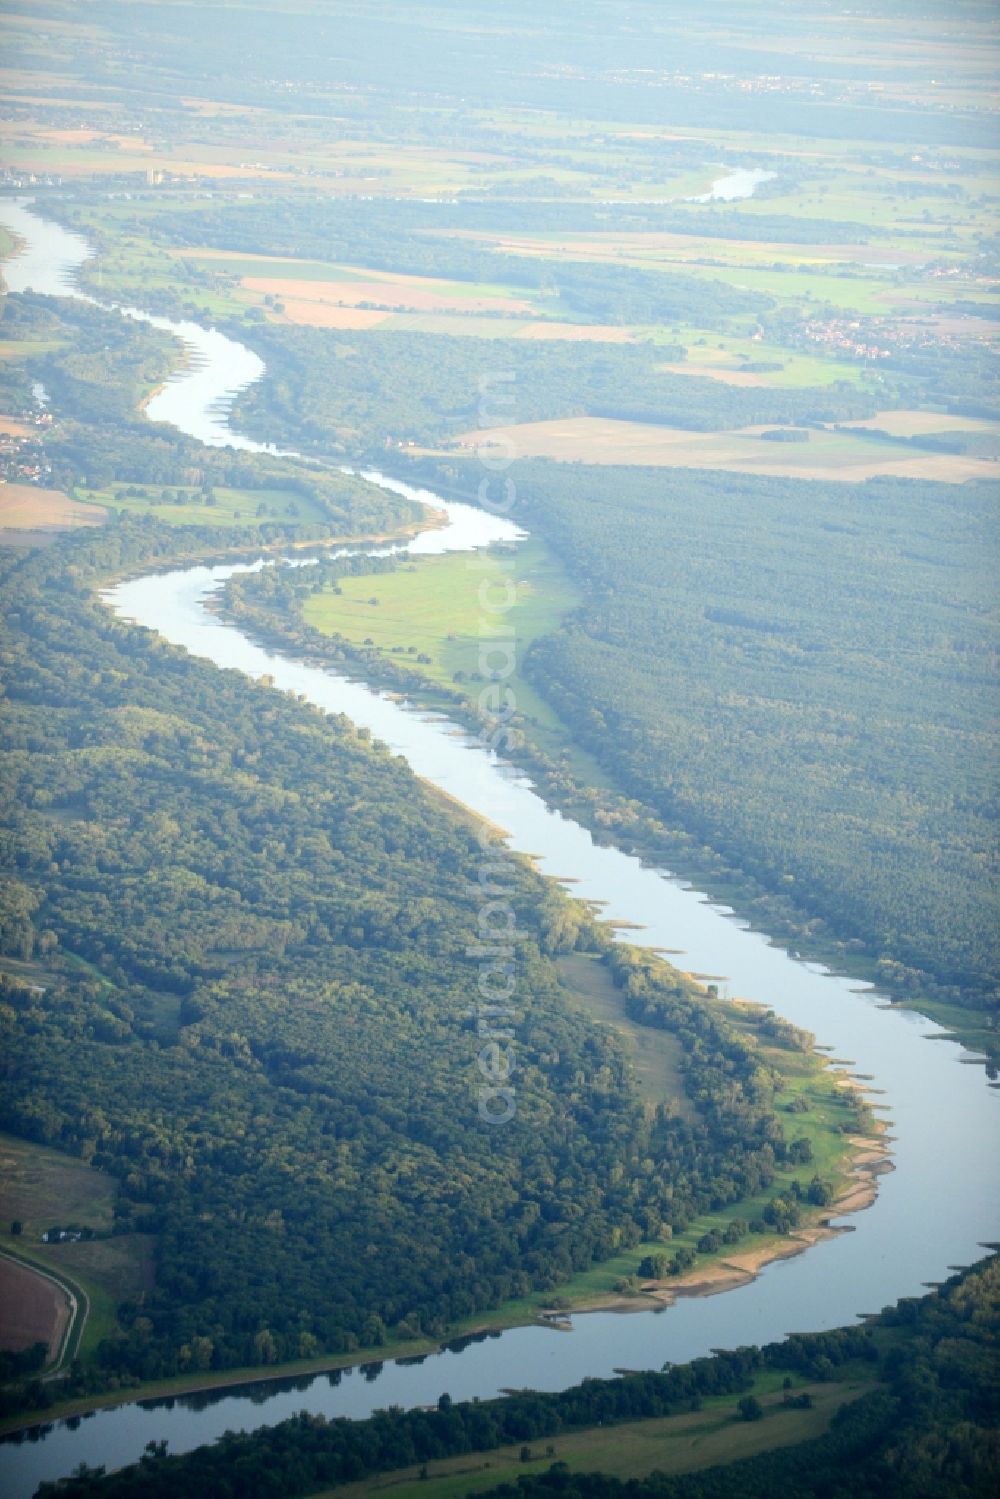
552 1129 893 1317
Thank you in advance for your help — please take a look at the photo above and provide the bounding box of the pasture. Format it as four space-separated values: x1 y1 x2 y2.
75 481 328 528
0 1132 116 1238
303 537 579 725
326 1380 874 1497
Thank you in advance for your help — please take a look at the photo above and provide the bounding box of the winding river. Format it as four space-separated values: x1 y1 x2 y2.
0 197 996 1499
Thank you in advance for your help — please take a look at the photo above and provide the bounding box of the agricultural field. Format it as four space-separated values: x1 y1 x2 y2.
0 1133 152 1361
0 483 105 532
0 1135 109 1361
841 408 1000 438
440 416 1000 482
0 1256 70 1360
653 342 868 390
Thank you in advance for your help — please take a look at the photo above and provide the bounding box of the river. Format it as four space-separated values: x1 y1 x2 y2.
0 197 995 1499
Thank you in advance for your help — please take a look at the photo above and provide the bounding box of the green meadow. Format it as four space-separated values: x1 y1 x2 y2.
75 482 328 528
302 536 581 734
323 1376 875 1497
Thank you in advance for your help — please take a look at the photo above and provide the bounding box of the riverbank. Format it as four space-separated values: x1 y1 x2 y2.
248 464 998 1071
0 1129 887 1441
0 980 889 1443
532 1122 891 1322
2 197 995 1499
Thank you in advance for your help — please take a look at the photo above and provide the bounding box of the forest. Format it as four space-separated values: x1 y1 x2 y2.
409 456 995 1023
230 329 880 456
0 513 837 1412
30 1256 1000 1499
1 293 421 541
223 443 998 1041
0 1 996 1491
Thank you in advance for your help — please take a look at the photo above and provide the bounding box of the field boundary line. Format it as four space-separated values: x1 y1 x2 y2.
0 1245 91 1375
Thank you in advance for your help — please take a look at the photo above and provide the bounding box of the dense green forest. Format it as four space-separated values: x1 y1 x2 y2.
2 2 997 1489
124 195 907 255
32 1256 999 1499
0 515 837 1410
400 457 996 1022
229 329 879 455
223 447 999 1037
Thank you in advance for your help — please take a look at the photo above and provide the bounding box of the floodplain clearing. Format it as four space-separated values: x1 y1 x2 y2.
74 481 327 528
0 1133 116 1238
325 1378 875 1497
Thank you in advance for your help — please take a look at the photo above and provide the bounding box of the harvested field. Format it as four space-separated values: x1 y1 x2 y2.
180 96 253 116
38 128 152 152
0 416 32 437
657 360 769 387
0 1255 69 1359
433 226 931 270
513 320 636 341
243 272 533 315
447 417 1000 482
0 484 105 530
276 301 389 329
842 409 1000 436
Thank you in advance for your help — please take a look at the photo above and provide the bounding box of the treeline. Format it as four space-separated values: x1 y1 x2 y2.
407 456 999 1029
202 194 897 246
24 296 178 428
1 293 417 541
230 328 877 456
31 1257 999 1499
76 198 767 329
0 516 808 1399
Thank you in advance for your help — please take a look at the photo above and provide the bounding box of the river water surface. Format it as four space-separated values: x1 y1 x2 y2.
0 197 995 1499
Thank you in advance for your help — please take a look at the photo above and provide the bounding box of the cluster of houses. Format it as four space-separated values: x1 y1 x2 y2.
798 319 896 362
41 1226 87 1244
0 408 54 487
801 308 996 362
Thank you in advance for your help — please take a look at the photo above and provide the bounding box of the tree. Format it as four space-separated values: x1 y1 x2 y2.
737 1395 764 1422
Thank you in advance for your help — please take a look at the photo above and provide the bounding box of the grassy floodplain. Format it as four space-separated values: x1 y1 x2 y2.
323 1374 876 1497
73 481 330 528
